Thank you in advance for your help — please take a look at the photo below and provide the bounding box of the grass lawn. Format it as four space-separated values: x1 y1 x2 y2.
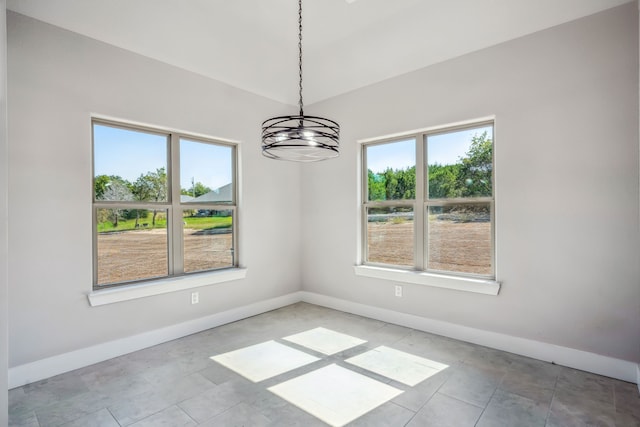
97 212 231 232
184 216 232 230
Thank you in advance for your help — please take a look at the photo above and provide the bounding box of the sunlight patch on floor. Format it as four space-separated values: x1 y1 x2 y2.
283 327 367 355
210 329 449 425
346 345 449 386
210 340 320 382
268 363 403 427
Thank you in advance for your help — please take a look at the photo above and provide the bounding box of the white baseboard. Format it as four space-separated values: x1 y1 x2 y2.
8 292 302 389
300 291 639 384
8 290 639 389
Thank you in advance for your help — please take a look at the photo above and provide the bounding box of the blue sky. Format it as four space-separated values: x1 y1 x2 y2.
93 124 232 191
366 125 493 173
94 123 492 185
179 138 232 191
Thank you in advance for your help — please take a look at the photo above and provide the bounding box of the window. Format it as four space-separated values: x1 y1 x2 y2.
362 121 494 279
92 119 237 289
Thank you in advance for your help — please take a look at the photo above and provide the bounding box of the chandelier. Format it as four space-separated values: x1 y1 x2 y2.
261 0 340 162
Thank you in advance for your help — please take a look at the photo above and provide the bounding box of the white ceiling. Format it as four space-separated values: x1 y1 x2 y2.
7 0 632 106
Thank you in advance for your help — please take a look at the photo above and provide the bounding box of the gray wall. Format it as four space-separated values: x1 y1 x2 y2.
1 0 8 421
5 2 640 382
7 12 302 367
302 3 640 363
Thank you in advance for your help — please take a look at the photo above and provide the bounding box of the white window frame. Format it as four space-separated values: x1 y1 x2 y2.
90 118 243 301
356 118 500 295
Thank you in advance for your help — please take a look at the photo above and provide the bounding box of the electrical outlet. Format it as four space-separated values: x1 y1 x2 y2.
191 292 199 304
395 285 402 297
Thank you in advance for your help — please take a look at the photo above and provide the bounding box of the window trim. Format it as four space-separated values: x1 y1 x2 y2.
87 267 248 306
353 265 500 295
91 117 239 290
358 117 499 292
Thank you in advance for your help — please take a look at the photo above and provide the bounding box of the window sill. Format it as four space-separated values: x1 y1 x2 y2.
353 265 500 295
87 268 248 306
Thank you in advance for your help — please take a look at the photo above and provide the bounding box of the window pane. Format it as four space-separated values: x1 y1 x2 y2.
96 208 168 285
367 206 414 266
93 124 168 202
427 125 493 199
180 139 233 204
183 209 233 272
427 204 491 275
366 139 415 201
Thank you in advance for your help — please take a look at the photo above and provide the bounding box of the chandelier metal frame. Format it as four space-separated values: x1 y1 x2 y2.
261 0 340 162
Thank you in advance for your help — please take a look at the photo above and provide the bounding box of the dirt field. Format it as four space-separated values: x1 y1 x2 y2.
367 218 491 275
97 218 490 285
96 228 232 285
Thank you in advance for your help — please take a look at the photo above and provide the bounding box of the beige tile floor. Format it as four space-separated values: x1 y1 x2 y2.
8 302 640 426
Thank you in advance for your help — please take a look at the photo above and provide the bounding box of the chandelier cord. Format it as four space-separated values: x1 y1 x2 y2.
298 0 304 117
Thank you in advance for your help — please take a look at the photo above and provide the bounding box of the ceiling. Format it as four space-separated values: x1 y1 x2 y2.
7 0 632 106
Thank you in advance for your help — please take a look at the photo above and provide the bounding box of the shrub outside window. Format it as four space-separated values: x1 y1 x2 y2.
92 119 237 289
362 121 494 279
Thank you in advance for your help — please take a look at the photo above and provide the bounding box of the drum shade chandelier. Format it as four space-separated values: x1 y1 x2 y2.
261 0 340 162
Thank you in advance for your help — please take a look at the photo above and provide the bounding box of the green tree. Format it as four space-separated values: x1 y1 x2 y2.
427 131 492 199
396 166 416 199
94 174 129 200
368 132 491 202
383 168 398 200
428 163 461 199
457 132 492 197
368 167 416 201
94 175 110 200
99 180 133 227
181 181 212 198
132 167 167 226
380 166 416 200
367 170 386 201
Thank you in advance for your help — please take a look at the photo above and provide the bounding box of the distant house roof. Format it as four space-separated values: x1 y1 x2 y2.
191 183 233 203
180 194 195 203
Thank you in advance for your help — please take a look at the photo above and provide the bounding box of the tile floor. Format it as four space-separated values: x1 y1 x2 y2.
8 302 640 426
